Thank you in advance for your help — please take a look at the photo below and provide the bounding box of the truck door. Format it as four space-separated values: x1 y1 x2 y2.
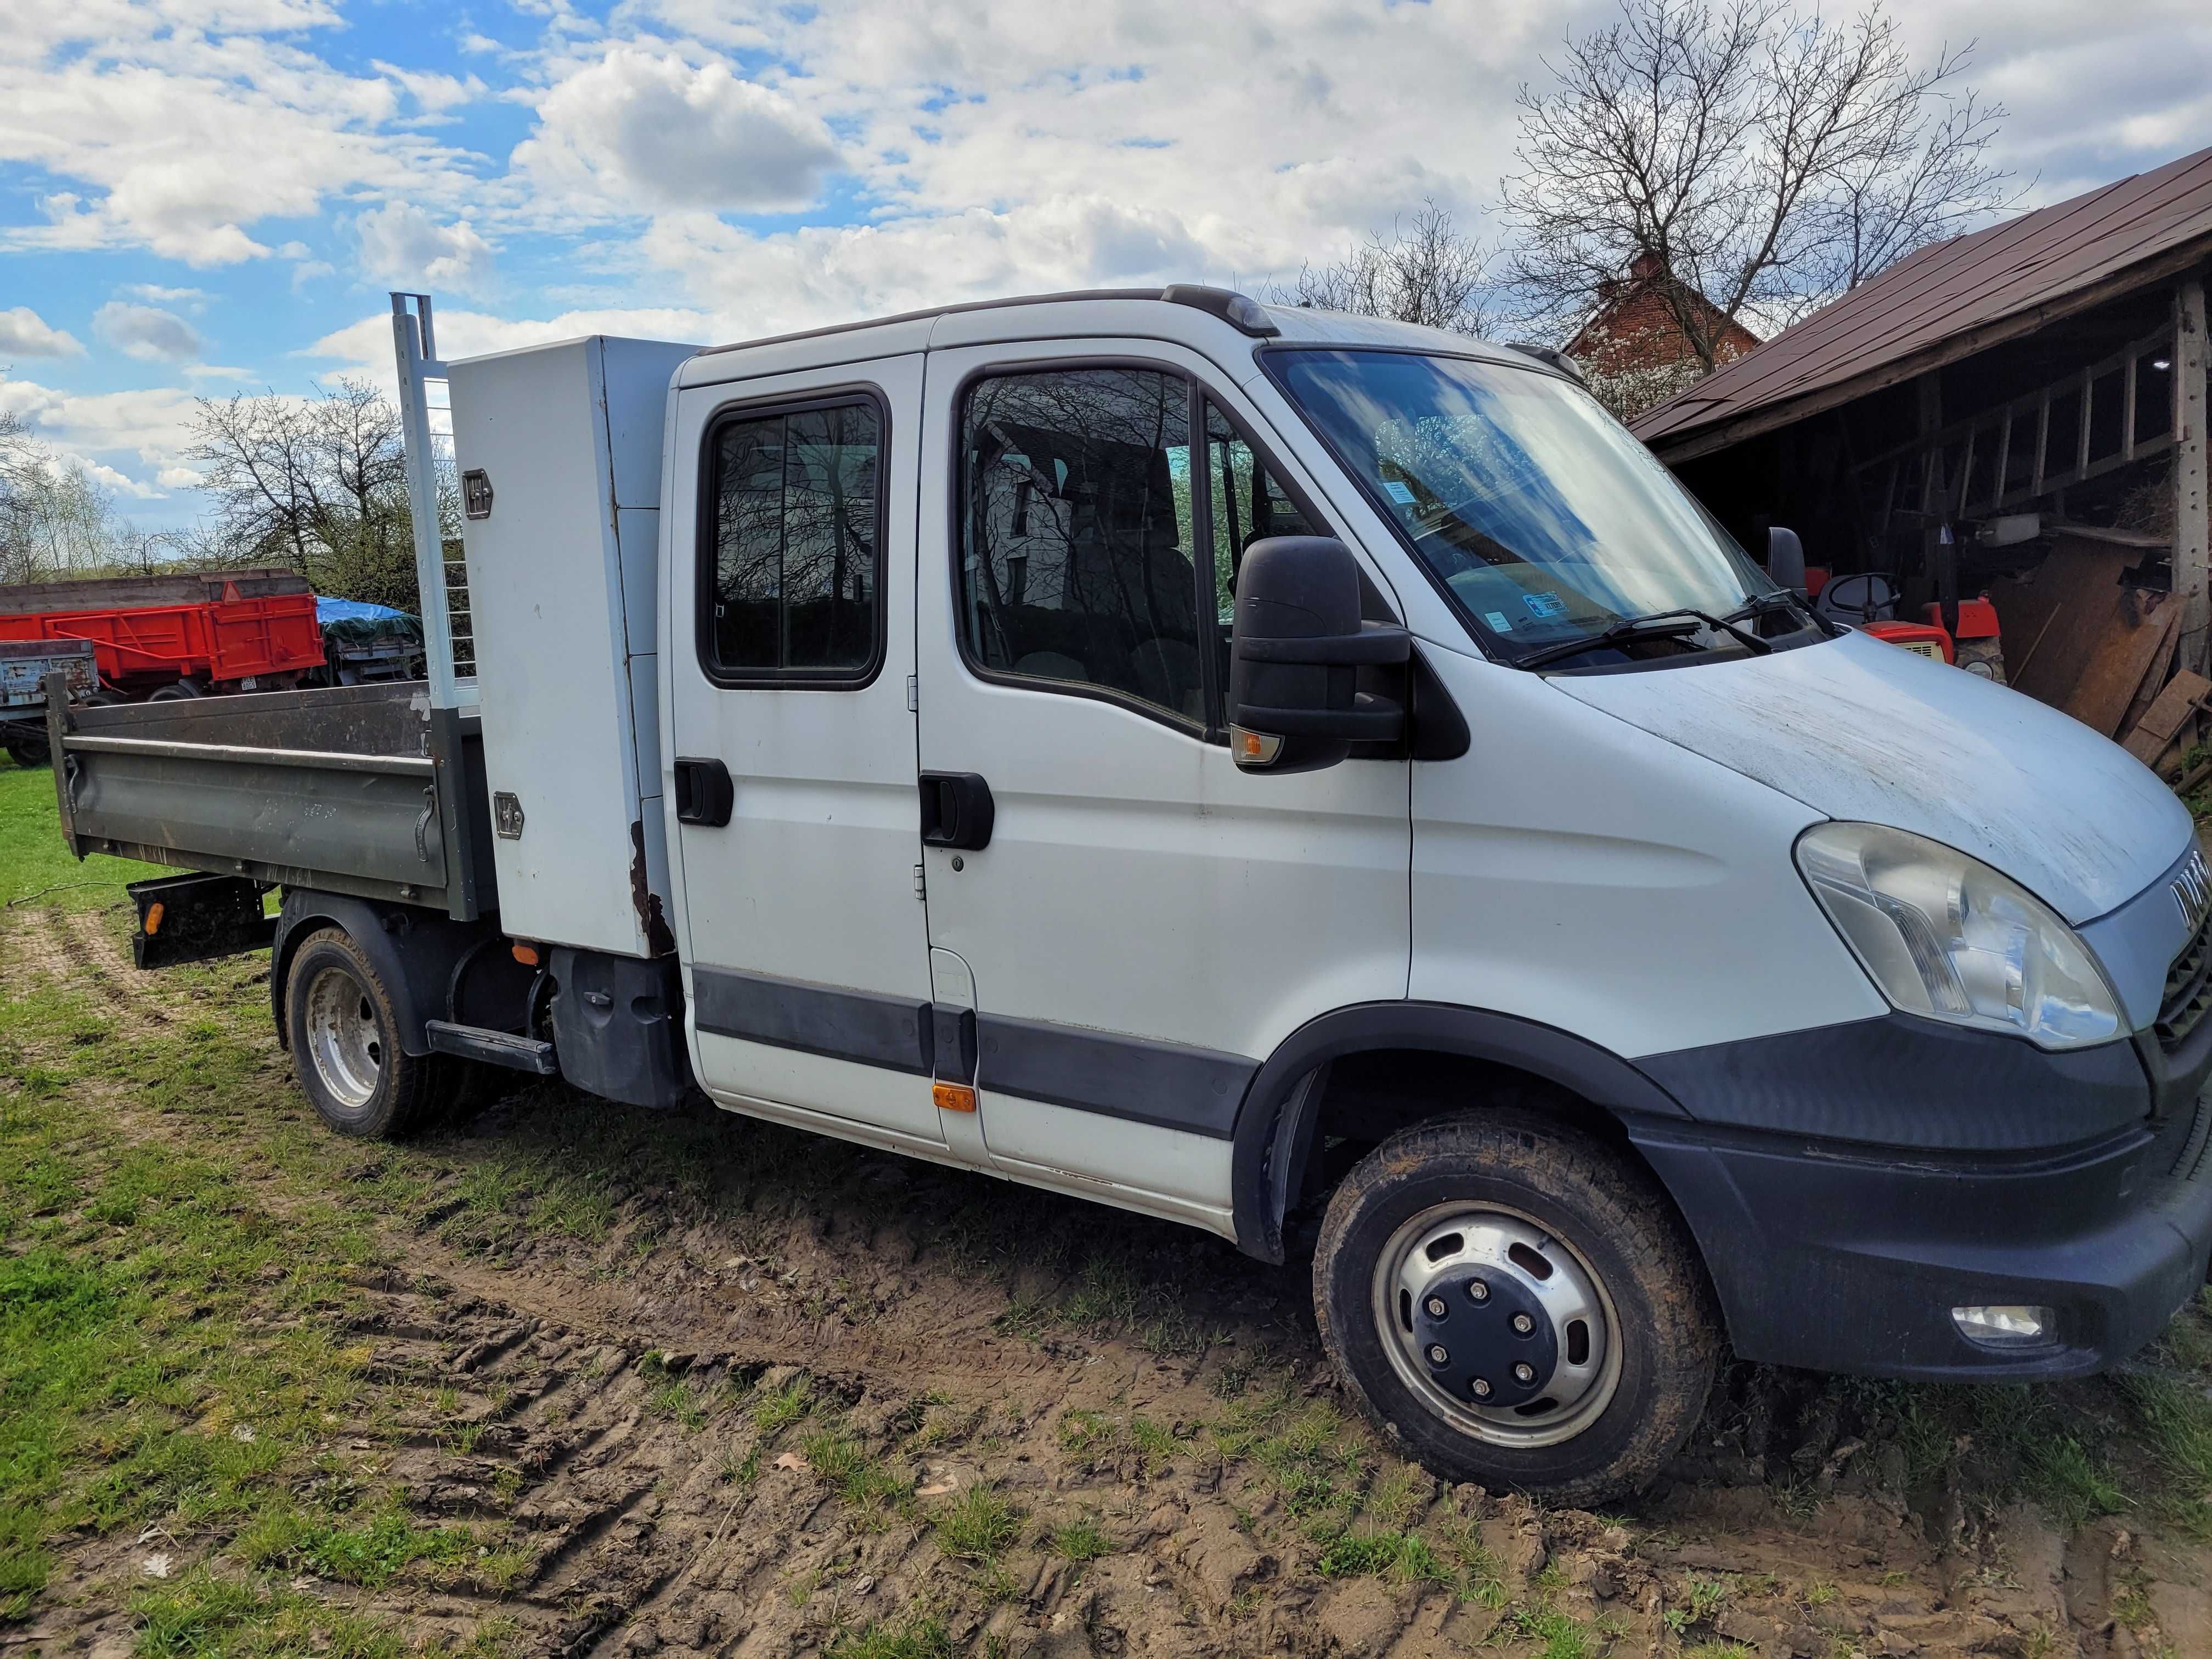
913 342 1412 1232
665 356 945 1153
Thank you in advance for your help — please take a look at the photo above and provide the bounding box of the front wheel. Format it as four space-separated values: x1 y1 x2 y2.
1312 1109 1720 1505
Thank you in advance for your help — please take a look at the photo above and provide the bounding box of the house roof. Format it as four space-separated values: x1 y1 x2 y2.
1563 252 1760 362
1630 144 2212 461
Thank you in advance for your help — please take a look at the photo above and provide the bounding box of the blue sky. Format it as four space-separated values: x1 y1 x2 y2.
4 0 2210 534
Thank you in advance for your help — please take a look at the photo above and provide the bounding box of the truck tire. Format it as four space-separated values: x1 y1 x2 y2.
148 680 203 701
284 927 444 1139
1312 1109 1720 1505
5 734 48 768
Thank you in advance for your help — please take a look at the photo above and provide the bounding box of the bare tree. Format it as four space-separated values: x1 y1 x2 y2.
1502 0 2013 367
1279 201 1498 336
0 413 136 584
186 392 324 575
0 410 40 582
187 381 420 608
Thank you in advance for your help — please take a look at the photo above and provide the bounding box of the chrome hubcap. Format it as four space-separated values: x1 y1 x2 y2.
1371 1203 1620 1448
304 966 382 1110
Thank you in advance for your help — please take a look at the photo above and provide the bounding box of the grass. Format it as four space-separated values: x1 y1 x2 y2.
802 1429 911 1520
0 758 161 909
752 1378 812 1438
1050 1517 1110 1562
0 766 493 1645
1316 1528 1447 1584
2122 1369 2212 1539
933 1487 1020 1563
826 1613 953 1659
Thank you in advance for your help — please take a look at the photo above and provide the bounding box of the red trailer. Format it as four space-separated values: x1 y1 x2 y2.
0 569 325 701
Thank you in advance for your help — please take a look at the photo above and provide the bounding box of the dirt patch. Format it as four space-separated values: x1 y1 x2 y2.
5 906 2209 1659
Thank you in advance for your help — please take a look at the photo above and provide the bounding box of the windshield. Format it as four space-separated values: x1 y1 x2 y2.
1271 348 1776 663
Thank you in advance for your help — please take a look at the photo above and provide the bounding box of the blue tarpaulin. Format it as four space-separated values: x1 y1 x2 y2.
316 598 411 625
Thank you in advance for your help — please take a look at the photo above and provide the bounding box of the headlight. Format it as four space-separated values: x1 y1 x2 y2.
1795 822 2121 1049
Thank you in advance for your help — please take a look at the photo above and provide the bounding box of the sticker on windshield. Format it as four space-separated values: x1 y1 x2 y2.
1382 480 1417 506
1524 591 1568 619
1483 611 1514 633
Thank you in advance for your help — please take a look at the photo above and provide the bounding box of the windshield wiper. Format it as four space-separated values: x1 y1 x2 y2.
1724 589 1837 635
1515 607 1772 670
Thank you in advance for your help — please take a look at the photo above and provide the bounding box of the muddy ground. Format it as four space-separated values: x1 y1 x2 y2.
5 899 2210 1659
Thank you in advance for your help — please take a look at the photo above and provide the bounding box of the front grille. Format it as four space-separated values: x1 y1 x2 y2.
2155 904 2212 1051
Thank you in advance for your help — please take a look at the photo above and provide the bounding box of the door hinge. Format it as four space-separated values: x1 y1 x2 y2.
913 862 926 900
906 674 918 713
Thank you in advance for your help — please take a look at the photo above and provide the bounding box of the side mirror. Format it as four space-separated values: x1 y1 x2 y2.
1228 536 1409 774
1767 526 1807 591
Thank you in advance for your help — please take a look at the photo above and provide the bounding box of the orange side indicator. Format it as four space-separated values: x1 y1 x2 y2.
143 901 165 936
933 1080 978 1113
511 941 541 966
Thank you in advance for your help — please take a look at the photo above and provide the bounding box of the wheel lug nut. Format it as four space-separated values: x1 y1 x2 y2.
1426 1344 1449 1365
1470 1376 1492 1398
1513 1362 1536 1384
1424 1296 1447 1318
1511 1313 1534 1334
1468 1279 1489 1301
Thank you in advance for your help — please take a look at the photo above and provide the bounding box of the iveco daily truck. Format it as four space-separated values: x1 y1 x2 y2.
44 286 2212 1502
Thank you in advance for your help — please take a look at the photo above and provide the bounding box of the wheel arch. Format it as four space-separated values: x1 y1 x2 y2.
1228 1002 1692 1263
270 889 485 1057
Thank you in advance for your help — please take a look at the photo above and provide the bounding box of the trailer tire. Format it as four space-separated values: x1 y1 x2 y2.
1312 1109 1720 1505
5 736 48 768
147 680 202 702
285 927 443 1139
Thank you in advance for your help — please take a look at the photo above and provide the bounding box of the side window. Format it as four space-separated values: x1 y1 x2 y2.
1203 399 1321 624
703 397 882 683
958 367 1204 725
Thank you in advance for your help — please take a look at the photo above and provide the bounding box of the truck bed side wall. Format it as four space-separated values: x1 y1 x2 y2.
47 680 492 918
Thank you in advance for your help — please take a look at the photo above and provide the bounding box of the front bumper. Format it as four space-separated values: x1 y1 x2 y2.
1629 1012 2212 1378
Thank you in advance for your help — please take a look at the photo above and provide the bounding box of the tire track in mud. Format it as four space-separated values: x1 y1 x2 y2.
9 901 2207 1659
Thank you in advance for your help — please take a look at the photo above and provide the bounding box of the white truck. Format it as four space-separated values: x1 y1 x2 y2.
44 287 2212 1502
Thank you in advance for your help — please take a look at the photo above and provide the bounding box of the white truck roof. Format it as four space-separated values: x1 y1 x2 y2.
678 287 1554 390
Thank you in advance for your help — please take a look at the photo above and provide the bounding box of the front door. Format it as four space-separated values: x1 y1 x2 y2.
913 342 1412 1233
665 355 944 1153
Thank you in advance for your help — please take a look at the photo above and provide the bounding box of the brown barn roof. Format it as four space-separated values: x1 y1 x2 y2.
1630 145 2212 461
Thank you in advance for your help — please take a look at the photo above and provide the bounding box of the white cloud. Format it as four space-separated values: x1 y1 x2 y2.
514 48 843 213
94 301 205 363
122 283 210 311
0 6 491 267
0 375 205 504
156 464 204 489
0 306 84 358
357 203 498 295
306 303 715 401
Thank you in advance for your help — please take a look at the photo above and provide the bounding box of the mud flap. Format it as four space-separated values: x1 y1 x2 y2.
128 872 276 970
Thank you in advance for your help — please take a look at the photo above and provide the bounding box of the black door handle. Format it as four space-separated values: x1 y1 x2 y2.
673 757 733 827
919 771 994 851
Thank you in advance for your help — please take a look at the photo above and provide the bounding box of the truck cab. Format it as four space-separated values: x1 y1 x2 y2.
48 287 2212 1503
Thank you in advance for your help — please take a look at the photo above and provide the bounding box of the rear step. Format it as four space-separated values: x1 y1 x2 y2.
425 1020 558 1075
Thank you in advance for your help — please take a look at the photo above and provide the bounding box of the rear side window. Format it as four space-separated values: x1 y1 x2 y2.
957 368 1204 725
703 396 883 685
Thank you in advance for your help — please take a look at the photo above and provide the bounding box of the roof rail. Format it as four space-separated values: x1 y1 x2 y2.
696 283 1281 358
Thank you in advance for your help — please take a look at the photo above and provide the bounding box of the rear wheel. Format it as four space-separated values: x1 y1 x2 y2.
146 680 202 702
284 928 444 1138
5 733 48 768
1313 1109 1720 1505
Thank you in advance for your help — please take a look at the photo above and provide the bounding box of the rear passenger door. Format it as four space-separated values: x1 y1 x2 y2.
664 357 945 1154
913 343 1412 1234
